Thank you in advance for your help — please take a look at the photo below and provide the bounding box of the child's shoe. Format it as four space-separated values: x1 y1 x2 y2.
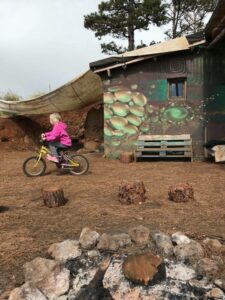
47 154 59 163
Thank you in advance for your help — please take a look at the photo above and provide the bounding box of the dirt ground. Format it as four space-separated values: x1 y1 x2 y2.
0 149 225 293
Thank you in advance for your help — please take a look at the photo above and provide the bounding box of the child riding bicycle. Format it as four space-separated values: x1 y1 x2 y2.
41 113 72 163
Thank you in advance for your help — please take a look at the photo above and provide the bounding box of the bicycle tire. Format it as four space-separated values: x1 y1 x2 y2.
23 156 46 177
68 154 89 175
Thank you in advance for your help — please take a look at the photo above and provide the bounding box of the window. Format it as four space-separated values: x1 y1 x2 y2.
168 78 186 100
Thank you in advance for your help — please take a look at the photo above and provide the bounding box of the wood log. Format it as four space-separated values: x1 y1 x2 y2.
168 183 194 203
42 187 67 208
118 181 146 205
120 152 134 163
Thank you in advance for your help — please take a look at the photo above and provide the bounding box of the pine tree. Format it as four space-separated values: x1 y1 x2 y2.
164 0 217 39
84 0 167 54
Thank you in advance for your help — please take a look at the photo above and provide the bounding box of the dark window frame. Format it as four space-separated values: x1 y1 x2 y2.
168 78 186 100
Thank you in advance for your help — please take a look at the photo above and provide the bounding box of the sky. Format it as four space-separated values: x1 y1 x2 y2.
0 0 167 98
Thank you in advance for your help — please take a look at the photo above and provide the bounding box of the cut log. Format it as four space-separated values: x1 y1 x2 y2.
120 152 134 163
168 183 194 203
118 181 146 205
42 187 67 208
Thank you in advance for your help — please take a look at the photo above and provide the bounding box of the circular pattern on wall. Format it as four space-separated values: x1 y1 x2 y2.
169 58 186 73
160 104 194 124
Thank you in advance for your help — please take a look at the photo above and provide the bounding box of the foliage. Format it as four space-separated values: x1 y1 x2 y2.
0 90 23 101
163 0 217 39
84 0 167 54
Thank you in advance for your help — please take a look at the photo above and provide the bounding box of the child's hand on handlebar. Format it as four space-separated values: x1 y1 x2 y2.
41 133 46 140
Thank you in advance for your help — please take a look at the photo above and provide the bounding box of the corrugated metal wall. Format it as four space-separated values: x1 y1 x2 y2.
102 49 205 158
204 39 225 140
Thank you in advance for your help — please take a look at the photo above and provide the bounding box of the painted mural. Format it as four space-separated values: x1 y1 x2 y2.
104 80 205 158
101 51 210 158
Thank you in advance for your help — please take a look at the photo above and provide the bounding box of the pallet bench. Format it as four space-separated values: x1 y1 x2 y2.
135 134 193 161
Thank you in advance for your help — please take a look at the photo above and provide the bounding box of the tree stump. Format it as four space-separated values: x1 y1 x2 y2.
120 152 134 163
118 181 146 205
42 187 67 208
168 183 194 203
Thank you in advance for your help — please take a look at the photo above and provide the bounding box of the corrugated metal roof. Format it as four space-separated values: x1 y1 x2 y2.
117 37 190 58
91 36 206 73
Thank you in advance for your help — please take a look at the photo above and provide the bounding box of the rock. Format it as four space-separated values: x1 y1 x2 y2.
9 282 47 300
48 239 82 262
196 258 219 280
173 240 204 265
188 278 213 296
38 266 70 299
205 287 224 299
23 257 59 284
153 232 173 256
166 262 196 281
128 225 150 245
168 183 194 202
23 257 70 299
87 250 100 257
202 238 222 254
171 232 191 245
54 297 68 300
79 227 100 250
214 279 225 292
112 233 132 248
122 252 166 285
97 233 126 251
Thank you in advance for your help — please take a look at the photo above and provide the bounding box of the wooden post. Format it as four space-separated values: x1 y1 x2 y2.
120 152 134 163
42 187 67 208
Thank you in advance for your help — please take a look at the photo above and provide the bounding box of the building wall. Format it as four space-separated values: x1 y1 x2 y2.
102 50 205 158
204 39 225 141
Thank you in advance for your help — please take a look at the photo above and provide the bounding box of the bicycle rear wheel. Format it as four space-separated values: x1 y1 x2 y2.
23 156 46 177
68 154 89 175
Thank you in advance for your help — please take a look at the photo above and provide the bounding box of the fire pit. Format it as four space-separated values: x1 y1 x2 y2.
8 227 225 300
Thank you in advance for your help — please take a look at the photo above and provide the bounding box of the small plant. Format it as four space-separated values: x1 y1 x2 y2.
0 90 22 101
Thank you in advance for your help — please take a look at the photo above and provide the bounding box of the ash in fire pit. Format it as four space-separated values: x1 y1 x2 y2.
8 227 225 300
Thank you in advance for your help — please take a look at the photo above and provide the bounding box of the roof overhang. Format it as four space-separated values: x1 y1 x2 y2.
91 37 206 74
205 0 225 48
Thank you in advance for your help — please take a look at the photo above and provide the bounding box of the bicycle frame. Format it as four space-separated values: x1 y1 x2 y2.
34 145 50 167
35 145 79 168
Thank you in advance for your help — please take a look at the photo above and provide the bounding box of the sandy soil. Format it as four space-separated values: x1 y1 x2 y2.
0 149 225 292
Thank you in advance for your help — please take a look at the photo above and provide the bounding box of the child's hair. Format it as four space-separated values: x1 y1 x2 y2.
49 112 62 123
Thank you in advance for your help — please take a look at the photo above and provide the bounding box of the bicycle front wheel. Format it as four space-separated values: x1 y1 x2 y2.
23 156 46 177
68 154 89 175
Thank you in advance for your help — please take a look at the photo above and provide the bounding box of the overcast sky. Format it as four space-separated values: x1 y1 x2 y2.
0 0 167 98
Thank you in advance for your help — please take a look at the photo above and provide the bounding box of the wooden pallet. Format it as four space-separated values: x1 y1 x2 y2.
135 134 193 161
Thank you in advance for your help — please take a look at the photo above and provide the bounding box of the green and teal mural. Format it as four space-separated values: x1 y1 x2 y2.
102 52 208 158
104 82 205 158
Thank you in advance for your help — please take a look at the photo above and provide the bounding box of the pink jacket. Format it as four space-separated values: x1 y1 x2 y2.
44 121 72 147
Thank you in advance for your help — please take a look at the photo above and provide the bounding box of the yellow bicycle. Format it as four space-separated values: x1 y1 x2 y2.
22 141 89 177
